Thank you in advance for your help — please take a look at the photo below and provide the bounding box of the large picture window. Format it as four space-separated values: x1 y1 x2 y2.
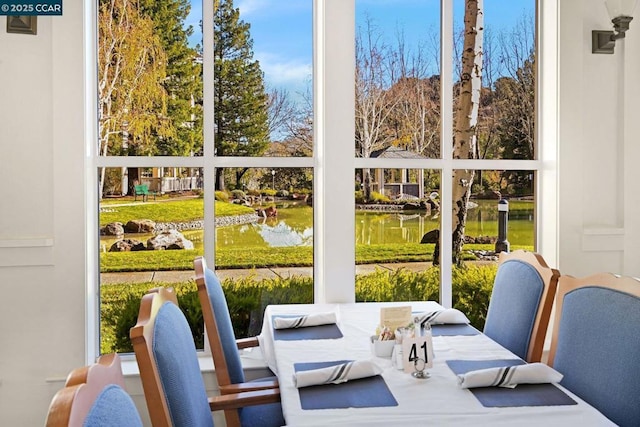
93 0 542 356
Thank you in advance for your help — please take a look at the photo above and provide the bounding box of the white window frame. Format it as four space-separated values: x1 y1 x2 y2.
85 0 557 363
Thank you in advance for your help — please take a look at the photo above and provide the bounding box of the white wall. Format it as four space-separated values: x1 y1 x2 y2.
0 6 87 426
558 0 640 277
0 0 638 424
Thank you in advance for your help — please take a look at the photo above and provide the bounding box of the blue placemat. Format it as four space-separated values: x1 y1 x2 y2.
447 359 577 408
272 315 343 341
430 324 480 336
294 360 398 410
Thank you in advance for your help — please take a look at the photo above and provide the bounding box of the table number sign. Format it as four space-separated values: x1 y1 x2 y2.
401 334 433 375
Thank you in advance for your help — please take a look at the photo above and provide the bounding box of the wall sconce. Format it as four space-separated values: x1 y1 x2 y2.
593 0 639 53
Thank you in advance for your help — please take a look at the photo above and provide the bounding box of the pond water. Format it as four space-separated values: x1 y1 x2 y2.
100 199 534 249
356 199 534 246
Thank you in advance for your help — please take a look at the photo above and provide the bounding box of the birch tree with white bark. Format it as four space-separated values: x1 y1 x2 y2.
451 0 484 266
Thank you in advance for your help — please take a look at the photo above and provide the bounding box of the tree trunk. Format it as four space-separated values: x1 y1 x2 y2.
216 168 225 191
236 168 249 188
127 167 139 196
452 0 483 267
363 168 372 201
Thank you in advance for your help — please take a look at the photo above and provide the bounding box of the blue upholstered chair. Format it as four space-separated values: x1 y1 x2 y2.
130 287 283 427
548 273 640 427
483 250 560 362
194 257 282 427
45 353 143 427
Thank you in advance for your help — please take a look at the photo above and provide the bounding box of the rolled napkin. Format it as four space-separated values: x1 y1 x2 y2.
413 308 470 326
294 360 382 388
457 362 563 389
273 312 337 329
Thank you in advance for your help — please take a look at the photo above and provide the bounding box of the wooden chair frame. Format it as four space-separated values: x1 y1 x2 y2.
130 287 280 427
547 272 640 366
45 353 133 427
194 257 279 426
494 250 560 362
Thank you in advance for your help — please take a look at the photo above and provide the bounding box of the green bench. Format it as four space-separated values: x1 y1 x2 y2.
133 184 156 202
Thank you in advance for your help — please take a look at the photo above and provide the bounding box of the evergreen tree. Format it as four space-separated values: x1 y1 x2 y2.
215 0 270 190
139 0 203 156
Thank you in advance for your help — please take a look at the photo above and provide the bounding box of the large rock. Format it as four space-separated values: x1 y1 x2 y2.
464 235 497 244
256 206 278 218
402 202 422 211
100 222 124 237
147 230 194 250
420 229 439 244
109 239 146 252
124 219 156 233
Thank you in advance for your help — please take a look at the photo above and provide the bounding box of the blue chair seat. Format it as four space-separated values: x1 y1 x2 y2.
549 274 640 427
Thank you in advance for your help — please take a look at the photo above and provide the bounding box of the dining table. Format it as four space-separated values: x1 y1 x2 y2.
258 301 615 427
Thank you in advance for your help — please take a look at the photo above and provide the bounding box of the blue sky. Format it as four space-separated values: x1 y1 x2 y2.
186 0 534 96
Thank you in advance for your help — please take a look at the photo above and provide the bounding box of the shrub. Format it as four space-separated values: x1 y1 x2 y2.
215 191 229 202
276 189 289 198
231 189 246 200
100 266 496 354
355 265 496 329
262 189 277 197
101 277 313 354
370 191 390 203
101 281 201 354
354 190 391 204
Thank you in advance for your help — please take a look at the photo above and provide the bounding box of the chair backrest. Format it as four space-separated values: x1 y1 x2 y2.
483 250 559 362
548 273 640 427
45 353 143 427
194 256 245 387
130 287 214 427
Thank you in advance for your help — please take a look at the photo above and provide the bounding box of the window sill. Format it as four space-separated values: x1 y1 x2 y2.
120 346 270 377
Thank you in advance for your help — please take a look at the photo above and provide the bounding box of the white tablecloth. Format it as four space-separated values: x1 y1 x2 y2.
259 302 615 427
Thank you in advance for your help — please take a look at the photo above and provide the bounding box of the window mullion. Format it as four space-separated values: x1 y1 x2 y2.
439 0 454 308
203 0 215 269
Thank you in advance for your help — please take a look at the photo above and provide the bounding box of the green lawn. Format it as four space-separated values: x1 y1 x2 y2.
100 242 533 272
99 198 533 271
100 198 253 226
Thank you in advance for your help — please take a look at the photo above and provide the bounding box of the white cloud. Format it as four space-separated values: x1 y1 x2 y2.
236 0 308 18
236 0 269 17
256 52 312 92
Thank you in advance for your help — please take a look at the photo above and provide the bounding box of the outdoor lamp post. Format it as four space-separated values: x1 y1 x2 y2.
271 169 276 191
495 199 510 253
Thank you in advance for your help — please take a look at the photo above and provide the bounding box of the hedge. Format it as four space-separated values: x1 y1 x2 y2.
100 265 497 354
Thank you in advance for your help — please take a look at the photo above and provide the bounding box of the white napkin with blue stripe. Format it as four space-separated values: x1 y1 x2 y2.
457 363 563 389
294 360 382 388
273 312 337 329
413 308 470 326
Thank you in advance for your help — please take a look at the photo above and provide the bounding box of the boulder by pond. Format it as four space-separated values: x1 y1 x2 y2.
420 229 439 244
100 222 124 237
256 206 277 218
109 239 146 252
147 230 194 250
124 219 156 233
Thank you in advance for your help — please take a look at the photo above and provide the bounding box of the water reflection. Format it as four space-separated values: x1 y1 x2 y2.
256 221 313 247
99 199 534 250
215 203 314 248
356 212 437 245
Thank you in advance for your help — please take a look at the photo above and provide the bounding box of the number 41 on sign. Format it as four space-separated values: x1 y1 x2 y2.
401 335 434 374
